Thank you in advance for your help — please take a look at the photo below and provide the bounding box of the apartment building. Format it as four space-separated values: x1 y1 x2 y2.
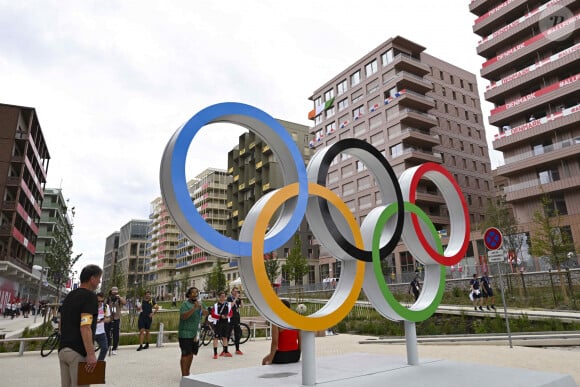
226 122 321 286
0 103 50 303
101 231 119 292
35 188 73 269
307 36 494 280
147 168 231 299
101 220 148 296
470 0 580 269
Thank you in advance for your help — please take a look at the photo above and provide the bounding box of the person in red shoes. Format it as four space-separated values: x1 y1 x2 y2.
227 287 244 355
211 291 233 359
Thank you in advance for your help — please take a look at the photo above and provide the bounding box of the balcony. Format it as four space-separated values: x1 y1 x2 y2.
492 103 580 151
489 73 580 126
480 15 580 80
476 0 576 57
399 108 438 129
484 43 580 102
397 89 435 111
392 147 442 164
497 137 580 177
472 0 528 36
393 71 433 94
389 127 439 148
503 173 580 202
392 53 430 76
469 0 503 16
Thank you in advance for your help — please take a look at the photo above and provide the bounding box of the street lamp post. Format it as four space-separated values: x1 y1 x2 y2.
32 265 48 323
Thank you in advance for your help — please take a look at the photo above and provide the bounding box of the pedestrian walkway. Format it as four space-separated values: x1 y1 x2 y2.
0 314 44 338
1 334 579 386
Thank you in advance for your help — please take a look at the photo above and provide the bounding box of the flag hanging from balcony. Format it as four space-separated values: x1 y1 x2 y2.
308 97 335 119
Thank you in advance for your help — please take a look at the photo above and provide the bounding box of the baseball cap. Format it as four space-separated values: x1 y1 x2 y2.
111 286 119 292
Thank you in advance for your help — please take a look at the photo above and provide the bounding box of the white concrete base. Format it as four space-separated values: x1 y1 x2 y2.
181 353 576 387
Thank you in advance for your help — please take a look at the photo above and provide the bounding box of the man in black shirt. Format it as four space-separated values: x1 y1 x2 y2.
136 291 158 351
58 264 102 386
227 287 244 355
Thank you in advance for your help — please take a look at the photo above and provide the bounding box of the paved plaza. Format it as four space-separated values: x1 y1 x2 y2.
2 308 580 386
1 330 579 386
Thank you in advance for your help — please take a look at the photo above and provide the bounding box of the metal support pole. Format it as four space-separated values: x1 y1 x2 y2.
497 262 512 349
301 330 316 386
156 322 164 347
404 320 419 365
33 268 44 324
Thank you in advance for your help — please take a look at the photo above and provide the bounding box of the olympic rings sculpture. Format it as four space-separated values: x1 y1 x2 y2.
160 102 470 331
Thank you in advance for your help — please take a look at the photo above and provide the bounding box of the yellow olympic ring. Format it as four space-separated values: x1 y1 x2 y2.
247 182 365 331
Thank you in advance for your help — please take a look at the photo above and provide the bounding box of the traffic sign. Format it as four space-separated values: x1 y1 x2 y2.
483 227 503 250
488 249 505 263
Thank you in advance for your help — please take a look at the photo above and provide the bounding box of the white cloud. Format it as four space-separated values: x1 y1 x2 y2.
0 0 501 272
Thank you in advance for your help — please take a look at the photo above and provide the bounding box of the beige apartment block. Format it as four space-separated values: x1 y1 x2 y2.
307 36 494 281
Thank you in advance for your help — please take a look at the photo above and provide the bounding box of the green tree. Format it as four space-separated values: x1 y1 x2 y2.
264 252 281 287
204 260 226 296
529 194 573 301
479 195 524 269
284 235 308 285
44 222 82 303
108 265 126 294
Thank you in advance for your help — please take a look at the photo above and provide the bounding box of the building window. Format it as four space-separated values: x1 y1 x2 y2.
469 83 473 92
452 91 456 100
551 193 568 215
450 75 454 84
439 71 444 80
444 104 448 113
358 194 372 210
326 122 336 135
352 90 364 103
365 59 378 77
460 79 464 88
326 106 335 118
342 181 355 196
314 96 322 106
337 80 348 95
338 98 349 111
350 70 361 87
442 87 446 97
390 143 403 157
314 115 323 125
352 105 364 120
381 49 393 66
538 167 560 184
324 89 334 101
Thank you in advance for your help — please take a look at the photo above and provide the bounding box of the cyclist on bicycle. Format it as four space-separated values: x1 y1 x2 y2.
227 287 244 355
210 291 232 359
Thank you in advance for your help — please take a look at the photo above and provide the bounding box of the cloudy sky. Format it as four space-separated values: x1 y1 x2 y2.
0 1 500 273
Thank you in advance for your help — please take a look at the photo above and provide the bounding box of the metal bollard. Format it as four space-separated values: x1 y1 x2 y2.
18 341 26 356
156 323 164 347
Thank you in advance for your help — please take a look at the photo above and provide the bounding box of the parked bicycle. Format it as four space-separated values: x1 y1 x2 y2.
40 328 102 357
199 321 250 347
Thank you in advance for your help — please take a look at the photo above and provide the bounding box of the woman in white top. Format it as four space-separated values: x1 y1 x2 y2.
95 292 111 360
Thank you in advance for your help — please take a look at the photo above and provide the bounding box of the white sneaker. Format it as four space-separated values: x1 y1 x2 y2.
112 350 117 355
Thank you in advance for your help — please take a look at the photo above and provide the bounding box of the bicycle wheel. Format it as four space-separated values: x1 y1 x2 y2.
229 322 250 345
41 332 60 357
201 326 212 346
238 323 250 345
